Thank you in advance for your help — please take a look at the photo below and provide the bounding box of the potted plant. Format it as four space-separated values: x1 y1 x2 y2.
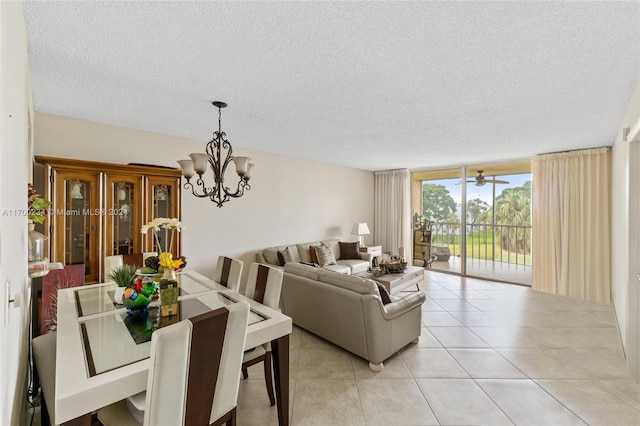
108 264 137 304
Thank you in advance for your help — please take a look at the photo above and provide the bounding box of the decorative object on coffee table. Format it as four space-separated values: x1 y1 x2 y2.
379 252 407 274
357 265 425 295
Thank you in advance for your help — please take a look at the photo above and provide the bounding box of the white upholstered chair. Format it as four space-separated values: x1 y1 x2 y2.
241 263 283 406
97 302 250 426
214 256 244 292
32 331 57 426
104 255 123 282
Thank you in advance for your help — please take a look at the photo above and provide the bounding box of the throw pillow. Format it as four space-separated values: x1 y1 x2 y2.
376 283 392 305
339 241 361 260
309 246 319 264
277 247 293 266
315 243 337 267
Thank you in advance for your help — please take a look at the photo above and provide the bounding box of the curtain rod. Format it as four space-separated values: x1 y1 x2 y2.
538 146 610 156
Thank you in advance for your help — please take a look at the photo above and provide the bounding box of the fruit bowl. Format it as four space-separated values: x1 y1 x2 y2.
136 268 161 277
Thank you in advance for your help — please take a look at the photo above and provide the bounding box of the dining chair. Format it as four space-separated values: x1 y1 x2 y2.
97 302 250 426
32 331 57 426
41 264 85 335
104 255 123 282
214 256 244 292
241 263 284 406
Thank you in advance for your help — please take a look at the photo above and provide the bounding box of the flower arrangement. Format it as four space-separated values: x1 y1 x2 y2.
28 183 51 224
140 218 184 270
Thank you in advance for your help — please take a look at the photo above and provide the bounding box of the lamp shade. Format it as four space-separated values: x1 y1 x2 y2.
351 222 370 236
233 156 251 176
245 163 255 180
189 153 209 174
177 159 195 179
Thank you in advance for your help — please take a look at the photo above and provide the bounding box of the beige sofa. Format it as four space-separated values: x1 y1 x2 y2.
280 262 426 370
256 239 372 274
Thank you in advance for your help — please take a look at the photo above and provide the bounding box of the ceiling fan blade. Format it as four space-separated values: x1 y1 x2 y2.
484 179 510 184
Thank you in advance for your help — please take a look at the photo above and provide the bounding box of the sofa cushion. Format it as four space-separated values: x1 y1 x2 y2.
322 239 341 260
339 242 361 260
263 245 301 266
309 246 319 264
263 247 280 265
317 270 377 295
296 241 322 263
322 264 351 274
376 283 392 305
336 259 369 275
277 247 293 266
284 263 321 281
315 243 337 267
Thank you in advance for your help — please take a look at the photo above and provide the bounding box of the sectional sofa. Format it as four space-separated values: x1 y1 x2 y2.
255 239 373 274
279 262 426 370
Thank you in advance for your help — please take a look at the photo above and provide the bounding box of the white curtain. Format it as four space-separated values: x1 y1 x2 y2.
374 169 412 259
532 147 611 303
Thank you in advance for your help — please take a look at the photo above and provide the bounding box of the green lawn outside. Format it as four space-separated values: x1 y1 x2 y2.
431 231 532 266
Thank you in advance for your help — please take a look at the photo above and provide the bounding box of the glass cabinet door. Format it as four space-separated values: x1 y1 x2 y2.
145 176 181 257
105 174 143 256
53 170 101 283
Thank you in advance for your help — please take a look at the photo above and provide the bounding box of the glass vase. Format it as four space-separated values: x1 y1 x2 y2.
28 222 46 262
162 267 176 281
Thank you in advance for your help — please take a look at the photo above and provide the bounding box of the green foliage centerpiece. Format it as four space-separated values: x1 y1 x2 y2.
109 264 152 313
108 264 137 287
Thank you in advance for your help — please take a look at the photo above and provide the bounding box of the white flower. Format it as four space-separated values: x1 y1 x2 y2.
141 218 183 254
140 218 183 234
163 218 182 230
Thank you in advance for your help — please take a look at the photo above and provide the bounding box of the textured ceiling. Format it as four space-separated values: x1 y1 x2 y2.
23 1 640 172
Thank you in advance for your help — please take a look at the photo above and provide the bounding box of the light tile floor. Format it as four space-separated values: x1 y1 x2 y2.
27 271 640 426
426 257 533 286
238 270 640 426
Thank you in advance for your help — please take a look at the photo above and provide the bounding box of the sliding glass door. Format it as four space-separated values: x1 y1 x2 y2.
411 168 462 275
412 162 532 285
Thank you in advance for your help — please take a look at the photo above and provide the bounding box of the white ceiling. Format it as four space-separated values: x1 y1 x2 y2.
23 1 640 172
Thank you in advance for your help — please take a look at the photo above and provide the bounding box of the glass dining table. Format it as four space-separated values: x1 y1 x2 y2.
54 270 292 425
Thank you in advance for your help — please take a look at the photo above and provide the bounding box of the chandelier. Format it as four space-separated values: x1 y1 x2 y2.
177 101 254 208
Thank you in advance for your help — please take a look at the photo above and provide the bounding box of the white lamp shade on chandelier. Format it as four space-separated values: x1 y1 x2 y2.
351 222 370 247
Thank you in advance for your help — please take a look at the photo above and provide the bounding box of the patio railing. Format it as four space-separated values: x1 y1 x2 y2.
429 222 532 266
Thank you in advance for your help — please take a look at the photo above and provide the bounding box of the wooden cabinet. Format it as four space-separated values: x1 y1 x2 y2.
105 173 143 257
36 156 182 283
52 170 101 282
145 176 181 256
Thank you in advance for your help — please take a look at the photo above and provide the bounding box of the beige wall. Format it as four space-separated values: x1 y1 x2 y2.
611 80 640 377
34 112 375 289
0 2 33 424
